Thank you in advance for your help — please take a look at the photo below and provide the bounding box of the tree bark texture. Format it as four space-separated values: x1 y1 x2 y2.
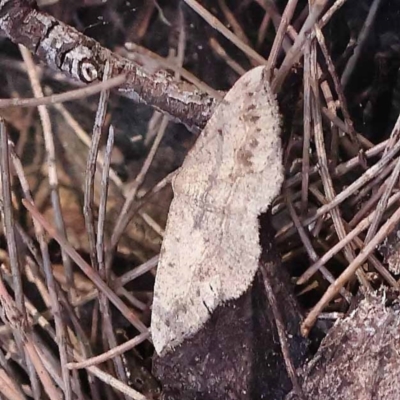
286 293 400 400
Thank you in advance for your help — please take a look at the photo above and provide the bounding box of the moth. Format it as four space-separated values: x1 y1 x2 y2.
151 66 283 355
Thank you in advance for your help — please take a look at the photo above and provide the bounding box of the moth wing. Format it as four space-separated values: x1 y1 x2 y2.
151 66 283 355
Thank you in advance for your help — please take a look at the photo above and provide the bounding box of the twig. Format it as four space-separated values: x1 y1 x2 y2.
183 0 268 66
319 0 348 28
66 331 149 370
0 348 27 400
90 115 131 391
309 185 396 287
348 178 391 227
20 45 76 398
256 11 271 49
0 121 42 397
254 0 294 51
315 26 367 167
301 39 311 214
0 122 27 320
21 199 149 335
260 263 306 400
122 42 223 100
97 125 114 284
301 204 400 336
84 61 112 273
0 75 126 109
272 0 329 91
0 369 25 400
364 158 400 244
348 157 395 209
217 0 251 46
0 274 62 400
10 141 79 399
97 128 132 390
297 191 400 285
286 138 388 190
217 0 259 69
278 137 400 241
0 0 217 131
266 0 298 73
341 0 384 89
74 360 149 400
113 255 159 289
110 116 169 255
285 189 352 302
52 98 123 190
209 37 247 75
0 266 75 395
310 39 370 290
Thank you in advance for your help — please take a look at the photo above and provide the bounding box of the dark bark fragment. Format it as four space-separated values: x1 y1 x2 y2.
153 214 309 400
286 293 400 400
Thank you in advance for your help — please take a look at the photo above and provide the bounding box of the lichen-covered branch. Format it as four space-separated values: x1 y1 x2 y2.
0 0 217 131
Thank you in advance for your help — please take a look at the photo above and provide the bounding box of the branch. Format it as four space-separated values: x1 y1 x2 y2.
0 0 217 131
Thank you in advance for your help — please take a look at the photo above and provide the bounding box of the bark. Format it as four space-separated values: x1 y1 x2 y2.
286 292 400 400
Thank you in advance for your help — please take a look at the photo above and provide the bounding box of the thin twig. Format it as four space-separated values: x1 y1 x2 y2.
315 26 367 167
278 137 400 241
266 0 298 73
0 123 27 325
113 255 159 289
0 274 62 400
301 39 311 214
218 0 251 46
256 11 271 49
286 138 389 189
297 191 400 285
20 45 75 398
22 200 149 335
285 189 352 302
123 42 223 100
74 359 149 400
319 0 347 28
0 75 126 109
97 125 114 284
209 37 247 75
52 97 123 190
364 157 400 244
272 0 329 91
110 113 169 254
0 369 25 400
183 0 268 65
302 204 400 336
0 1 216 131
0 348 27 400
84 61 112 273
66 331 149 370
341 0 384 89
260 264 306 400
91 118 131 390
10 141 79 399
20 45 75 292
0 121 40 397
310 39 371 290
310 185 396 286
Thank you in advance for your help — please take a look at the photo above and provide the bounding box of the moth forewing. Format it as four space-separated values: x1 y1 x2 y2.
151 66 283 356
